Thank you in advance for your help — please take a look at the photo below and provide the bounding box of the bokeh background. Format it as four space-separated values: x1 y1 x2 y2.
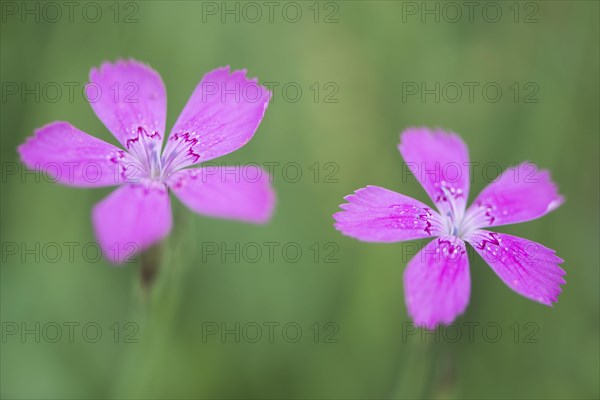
1 1 599 399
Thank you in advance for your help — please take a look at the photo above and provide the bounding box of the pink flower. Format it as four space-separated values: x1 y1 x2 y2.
18 60 275 263
334 128 565 329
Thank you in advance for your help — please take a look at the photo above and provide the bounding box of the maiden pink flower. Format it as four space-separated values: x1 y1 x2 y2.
334 128 565 329
18 60 275 263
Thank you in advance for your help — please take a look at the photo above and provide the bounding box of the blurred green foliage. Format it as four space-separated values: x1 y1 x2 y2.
1 1 598 399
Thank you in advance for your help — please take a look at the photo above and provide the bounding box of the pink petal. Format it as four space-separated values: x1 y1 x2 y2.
88 60 166 167
167 166 275 224
161 67 271 172
465 230 565 305
18 122 141 187
398 127 470 215
333 185 443 242
404 236 471 329
466 162 564 228
92 184 172 264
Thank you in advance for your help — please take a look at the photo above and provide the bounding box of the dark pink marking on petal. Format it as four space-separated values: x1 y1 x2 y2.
403 236 471 330
18 121 141 187
333 185 444 243
465 162 564 229
465 230 565 305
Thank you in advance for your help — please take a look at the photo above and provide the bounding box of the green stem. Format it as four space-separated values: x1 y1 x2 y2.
139 242 163 291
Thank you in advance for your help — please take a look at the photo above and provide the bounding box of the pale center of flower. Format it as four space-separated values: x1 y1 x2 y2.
442 211 478 239
126 126 163 180
125 127 203 183
437 185 482 239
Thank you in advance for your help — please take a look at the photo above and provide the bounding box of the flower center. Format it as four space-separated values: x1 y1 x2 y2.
437 184 481 239
126 126 163 180
442 203 488 239
443 212 467 238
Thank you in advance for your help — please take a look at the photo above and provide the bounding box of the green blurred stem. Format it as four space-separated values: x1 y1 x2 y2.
140 242 163 291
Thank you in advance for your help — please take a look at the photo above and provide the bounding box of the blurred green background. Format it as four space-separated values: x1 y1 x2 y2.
1 1 599 399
